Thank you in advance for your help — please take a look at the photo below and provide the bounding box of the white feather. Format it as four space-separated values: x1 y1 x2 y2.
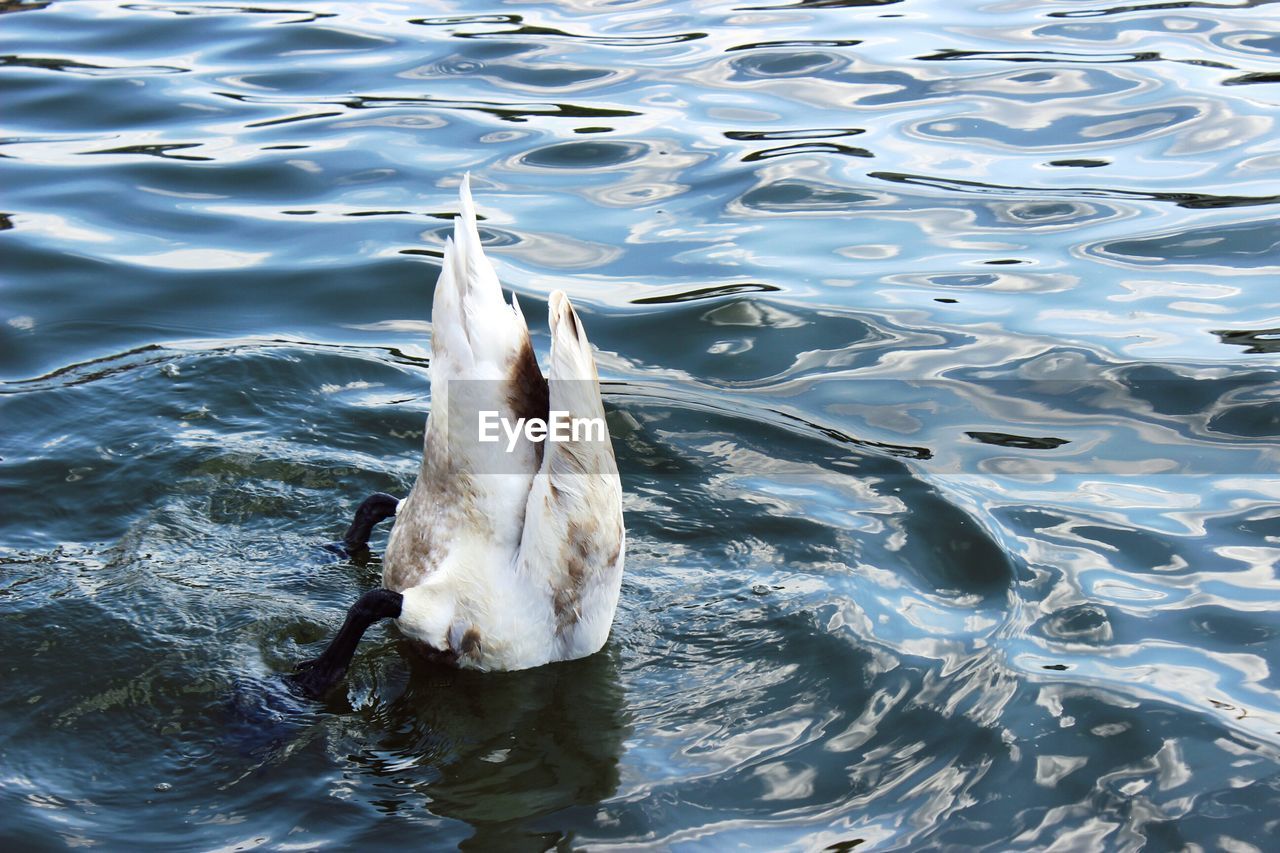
383 178 625 671
517 291 625 661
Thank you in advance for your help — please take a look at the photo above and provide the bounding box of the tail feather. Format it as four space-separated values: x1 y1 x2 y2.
547 290 602 398
517 290 623 655
422 176 541 464
429 174 528 385
456 174 509 360
546 291 609 480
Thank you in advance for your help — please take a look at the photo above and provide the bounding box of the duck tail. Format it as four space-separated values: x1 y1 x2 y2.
429 174 529 384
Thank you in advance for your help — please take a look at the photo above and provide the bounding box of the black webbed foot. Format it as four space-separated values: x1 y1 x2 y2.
285 588 404 700
341 492 399 554
286 657 346 700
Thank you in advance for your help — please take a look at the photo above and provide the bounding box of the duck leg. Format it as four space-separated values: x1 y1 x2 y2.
331 492 399 557
288 588 403 698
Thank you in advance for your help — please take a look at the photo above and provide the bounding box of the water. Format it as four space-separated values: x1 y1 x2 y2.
3 0 1280 848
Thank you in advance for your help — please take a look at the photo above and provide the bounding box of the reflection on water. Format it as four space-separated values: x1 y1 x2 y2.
2 0 1280 848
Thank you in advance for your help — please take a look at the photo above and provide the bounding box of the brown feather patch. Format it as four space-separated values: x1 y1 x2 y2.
554 519 597 631
507 335 549 423
459 626 482 659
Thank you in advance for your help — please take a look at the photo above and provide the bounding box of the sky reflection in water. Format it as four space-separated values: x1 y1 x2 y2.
2 0 1280 849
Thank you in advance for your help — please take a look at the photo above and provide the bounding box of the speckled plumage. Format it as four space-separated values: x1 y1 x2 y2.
382 176 624 671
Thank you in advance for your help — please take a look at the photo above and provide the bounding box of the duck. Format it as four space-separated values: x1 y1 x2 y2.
290 175 625 698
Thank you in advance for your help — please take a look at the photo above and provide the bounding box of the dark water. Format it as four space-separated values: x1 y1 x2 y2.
3 0 1280 849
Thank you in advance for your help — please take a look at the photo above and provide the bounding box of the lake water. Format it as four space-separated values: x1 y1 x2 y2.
3 0 1280 849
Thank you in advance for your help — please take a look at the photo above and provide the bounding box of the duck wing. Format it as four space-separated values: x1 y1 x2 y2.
384 176 547 592
516 291 625 659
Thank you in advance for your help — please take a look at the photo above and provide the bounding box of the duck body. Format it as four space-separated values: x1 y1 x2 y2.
291 176 623 695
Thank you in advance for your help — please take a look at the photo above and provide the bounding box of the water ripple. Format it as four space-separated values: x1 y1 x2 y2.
3 0 1280 848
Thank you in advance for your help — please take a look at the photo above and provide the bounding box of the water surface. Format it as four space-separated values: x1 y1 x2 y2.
3 0 1280 849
